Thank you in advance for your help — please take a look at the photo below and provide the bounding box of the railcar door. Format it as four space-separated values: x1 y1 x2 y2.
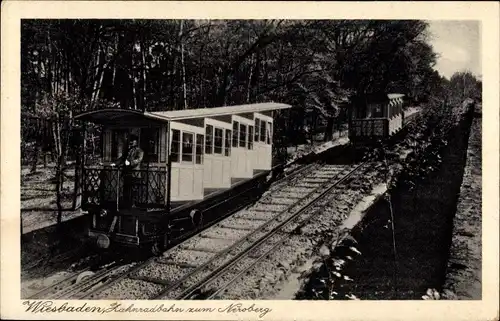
253 113 273 171
204 119 232 189
169 123 205 202
230 115 254 179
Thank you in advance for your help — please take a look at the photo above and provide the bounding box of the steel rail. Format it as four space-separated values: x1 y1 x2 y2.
25 157 322 300
205 164 367 299
25 269 88 299
173 163 364 300
144 168 347 298
76 161 321 300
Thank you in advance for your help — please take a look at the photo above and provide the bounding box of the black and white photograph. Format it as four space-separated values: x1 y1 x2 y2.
1 1 498 320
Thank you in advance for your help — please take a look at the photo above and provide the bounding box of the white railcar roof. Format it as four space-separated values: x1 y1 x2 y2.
75 102 291 124
387 93 405 100
149 102 291 121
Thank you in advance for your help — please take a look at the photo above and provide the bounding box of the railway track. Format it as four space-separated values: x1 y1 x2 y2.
27 159 370 300
184 162 367 300
25 161 321 300
69 162 365 300
28 162 365 300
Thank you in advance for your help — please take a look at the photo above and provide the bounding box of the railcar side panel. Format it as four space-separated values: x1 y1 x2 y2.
253 112 273 171
170 122 205 202
231 115 254 178
388 114 403 135
204 118 232 189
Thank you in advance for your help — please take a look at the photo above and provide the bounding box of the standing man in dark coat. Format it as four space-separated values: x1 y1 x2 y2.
112 134 144 208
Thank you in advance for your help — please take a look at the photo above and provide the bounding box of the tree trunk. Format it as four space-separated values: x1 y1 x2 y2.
311 113 317 143
72 127 84 210
323 117 334 142
179 21 188 110
246 53 255 103
141 39 148 111
55 152 65 235
43 151 48 168
55 113 73 232
30 143 39 174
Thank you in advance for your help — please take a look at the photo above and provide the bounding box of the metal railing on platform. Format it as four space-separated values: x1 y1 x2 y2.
82 166 167 209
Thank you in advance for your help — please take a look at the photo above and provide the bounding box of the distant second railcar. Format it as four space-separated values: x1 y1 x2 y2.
348 93 406 144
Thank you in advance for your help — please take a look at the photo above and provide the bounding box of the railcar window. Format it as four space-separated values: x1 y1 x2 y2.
373 104 383 118
103 130 111 161
260 121 266 142
205 125 213 154
214 127 223 154
140 127 159 163
232 121 239 147
111 129 128 160
248 126 254 150
267 122 272 144
254 118 260 142
196 134 204 164
357 105 367 119
225 129 231 156
182 132 194 163
239 123 247 148
171 129 180 163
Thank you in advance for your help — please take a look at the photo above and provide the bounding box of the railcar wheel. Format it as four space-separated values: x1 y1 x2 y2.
75 271 95 284
190 209 203 229
151 241 163 257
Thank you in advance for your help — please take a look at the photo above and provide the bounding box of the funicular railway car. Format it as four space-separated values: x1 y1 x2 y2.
348 93 405 145
75 102 290 255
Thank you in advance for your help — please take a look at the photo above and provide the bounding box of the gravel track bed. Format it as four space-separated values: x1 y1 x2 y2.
163 248 214 265
202 227 249 240
91 277 165 300
301 178 330 183
220 240 303 300
226 237 257 255
158 285 185 299
214 168 376 300
259 197 298 205
94 165 367 301
247 234 284 258
251 203 289 212
76 264 139 299
282 211 317 233
236 210 277 221
28 272 77 299
220 216 266 229
294 183 323 189
299 190 365 237
134 261 194 283
161 167 367 301
282 187 315 194
271 192 306 199
161 251 244 298
182 237 235 252
316 171 344 176
308 175 337 180
321 165 346 170
157 259 227 299
60 165 366 301
179 268 219 292
312 170 343 175
203 256 257 295
261 218 286 232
